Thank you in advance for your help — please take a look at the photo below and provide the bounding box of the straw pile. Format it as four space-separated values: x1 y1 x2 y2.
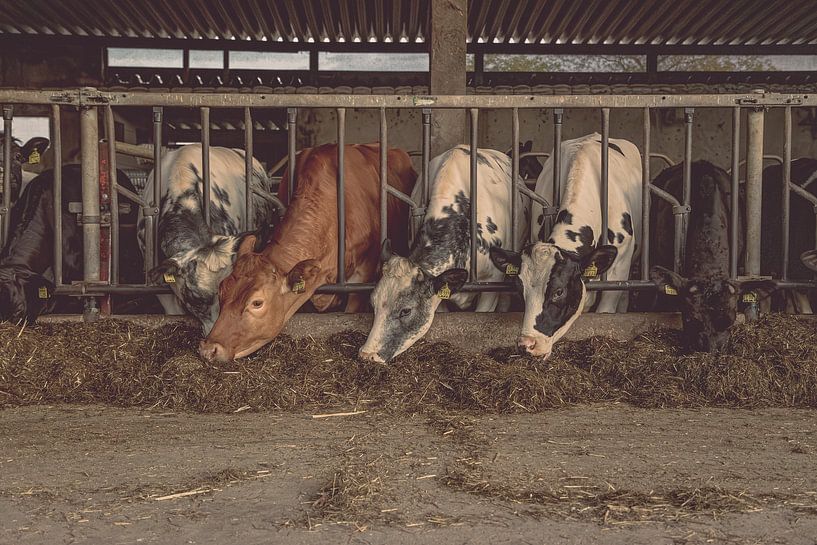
1 314 816 412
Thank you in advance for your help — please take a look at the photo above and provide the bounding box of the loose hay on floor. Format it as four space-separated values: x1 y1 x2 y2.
1 314 817 412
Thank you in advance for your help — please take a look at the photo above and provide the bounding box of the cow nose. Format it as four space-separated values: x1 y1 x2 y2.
358 350 385 364
199 340 229 364
517 335 536 354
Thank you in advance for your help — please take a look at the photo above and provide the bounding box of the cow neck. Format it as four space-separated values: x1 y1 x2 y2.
0 179 52 273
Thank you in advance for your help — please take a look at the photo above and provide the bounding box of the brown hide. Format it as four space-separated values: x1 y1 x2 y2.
199 143 416 362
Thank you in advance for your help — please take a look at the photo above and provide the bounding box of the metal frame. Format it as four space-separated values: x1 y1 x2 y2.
2 88 816 311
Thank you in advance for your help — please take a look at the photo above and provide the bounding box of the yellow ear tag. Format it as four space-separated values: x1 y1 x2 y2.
664 285 678 296
582 263 598 278
292 277 306 294
163 273 176 283
742 291 758 303
437 283 451 300
38 286 49 299
28 149 40 164
505 263 519 276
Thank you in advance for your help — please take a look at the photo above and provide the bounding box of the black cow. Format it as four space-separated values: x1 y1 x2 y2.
0 165 144 323
649 161 773 353
0 135 50 205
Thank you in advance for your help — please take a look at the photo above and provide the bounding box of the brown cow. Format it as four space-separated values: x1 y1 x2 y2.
198 143 416 363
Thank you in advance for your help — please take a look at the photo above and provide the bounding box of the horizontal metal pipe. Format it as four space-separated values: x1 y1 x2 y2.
114 141 154 160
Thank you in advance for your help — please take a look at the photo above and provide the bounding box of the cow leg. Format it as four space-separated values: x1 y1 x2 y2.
496 293 512 312
795 291 813 314
474 292 499 312
157 293 187 316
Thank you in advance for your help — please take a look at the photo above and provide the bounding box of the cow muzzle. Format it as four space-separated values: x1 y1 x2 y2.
517 335 552 359
198 340 232 364
358 349 386 364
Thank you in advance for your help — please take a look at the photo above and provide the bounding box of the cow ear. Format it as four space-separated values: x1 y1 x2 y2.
581 245 618 276
432 268 469 295
251 223 275 252
802 250 817 273
380 238 393 263
520 140 532 153
732 278 777 295
489 246 522 275
650 265 687 293
286 259 322 293
21 137 49 164
148 259 180 285
237 234 257 257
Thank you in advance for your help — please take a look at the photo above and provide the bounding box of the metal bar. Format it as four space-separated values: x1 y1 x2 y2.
730 107 740 279
244 106 253 231
650 153 675 167
287 107 297 203
511 107 519 252
641 107 650 281
745 106 765 276
553 108 563 209
469 108 479 281
679 107 694 272
80 105 101 288
336 108 346 285
600 108 609 280
106 105 119 285
650 184 681 208
421 108 431 207
51 104 63 286
379 107 388 245
114 141 154 160
1 106 11 247
148 106 163 274
200 106 211 226
782 106 792 280
386 185 416 207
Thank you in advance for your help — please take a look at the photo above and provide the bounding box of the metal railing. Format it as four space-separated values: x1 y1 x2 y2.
1 88 816 316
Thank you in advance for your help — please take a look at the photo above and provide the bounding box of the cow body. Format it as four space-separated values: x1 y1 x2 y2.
359 146 530 363
199 143 416 363
138 144 280 333
490 133 642 358
0 165 142 322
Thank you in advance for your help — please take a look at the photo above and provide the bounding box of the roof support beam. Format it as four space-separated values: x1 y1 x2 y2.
429 0 466 156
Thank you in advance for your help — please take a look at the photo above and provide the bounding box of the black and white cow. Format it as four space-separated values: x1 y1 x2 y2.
358 146 530 363
0 165 142 323
489 133 641 358
648 161 774 353
0 135 50 206
139 144 281 334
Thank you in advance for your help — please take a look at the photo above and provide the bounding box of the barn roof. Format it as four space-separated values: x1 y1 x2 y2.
2 0 817 49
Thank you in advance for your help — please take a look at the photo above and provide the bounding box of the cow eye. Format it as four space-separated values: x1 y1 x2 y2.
251 299 263 309
398 307 412 318
552 288 565 300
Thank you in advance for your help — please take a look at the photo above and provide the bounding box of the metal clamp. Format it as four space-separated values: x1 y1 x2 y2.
672 204 691 215
141 206 160 217
542 206 559 216
79 87 110 105
411 206 426 217
2 105 12 120
737 96 803 106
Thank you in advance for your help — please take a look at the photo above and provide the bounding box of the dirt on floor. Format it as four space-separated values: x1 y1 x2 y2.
1 404 816 545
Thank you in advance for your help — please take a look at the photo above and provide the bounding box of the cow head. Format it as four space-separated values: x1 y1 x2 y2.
490 242 617 358
0 265 55 324
149 225 274 335
650 266 776 353
505 140 543 181
358 240 468 363
198 236 324 363
0 136 49 204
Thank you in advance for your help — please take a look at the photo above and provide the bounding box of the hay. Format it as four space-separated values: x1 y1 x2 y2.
2 314 817 412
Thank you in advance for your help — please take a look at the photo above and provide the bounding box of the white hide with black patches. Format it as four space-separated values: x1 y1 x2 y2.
137 144 278 333
359 146 530 363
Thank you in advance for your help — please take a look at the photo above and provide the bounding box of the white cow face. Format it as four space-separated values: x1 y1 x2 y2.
359 253 468 363
490 243 617 358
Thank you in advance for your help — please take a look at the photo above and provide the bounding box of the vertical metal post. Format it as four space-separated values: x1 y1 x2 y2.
51 104 62 286
244 107 253 231
511 107 519 251
600 108 610 271
379 107 388 245
745 106 765 276
287 107 297 203
553 108 563 208
336 108 346 284
1 106 11 247
105 105 119 285
469 108 479 280
421 108 431 207
679 108 694 271
80 106 100 285
201 106 211 226
641 107 650 281
148 106 163 273
730 107 740 279
782 106 792 280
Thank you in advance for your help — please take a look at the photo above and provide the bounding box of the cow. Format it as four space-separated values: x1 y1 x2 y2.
357 145 529 363
0 165 142 323
648 160 775 352
138 144 282 334
198 143 417 363
0 135 50 206
488 133 641 358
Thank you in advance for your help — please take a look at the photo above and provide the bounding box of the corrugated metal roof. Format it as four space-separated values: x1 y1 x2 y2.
3 1 817 47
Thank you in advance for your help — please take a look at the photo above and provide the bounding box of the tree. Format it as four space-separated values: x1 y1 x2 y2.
478 54 776 73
